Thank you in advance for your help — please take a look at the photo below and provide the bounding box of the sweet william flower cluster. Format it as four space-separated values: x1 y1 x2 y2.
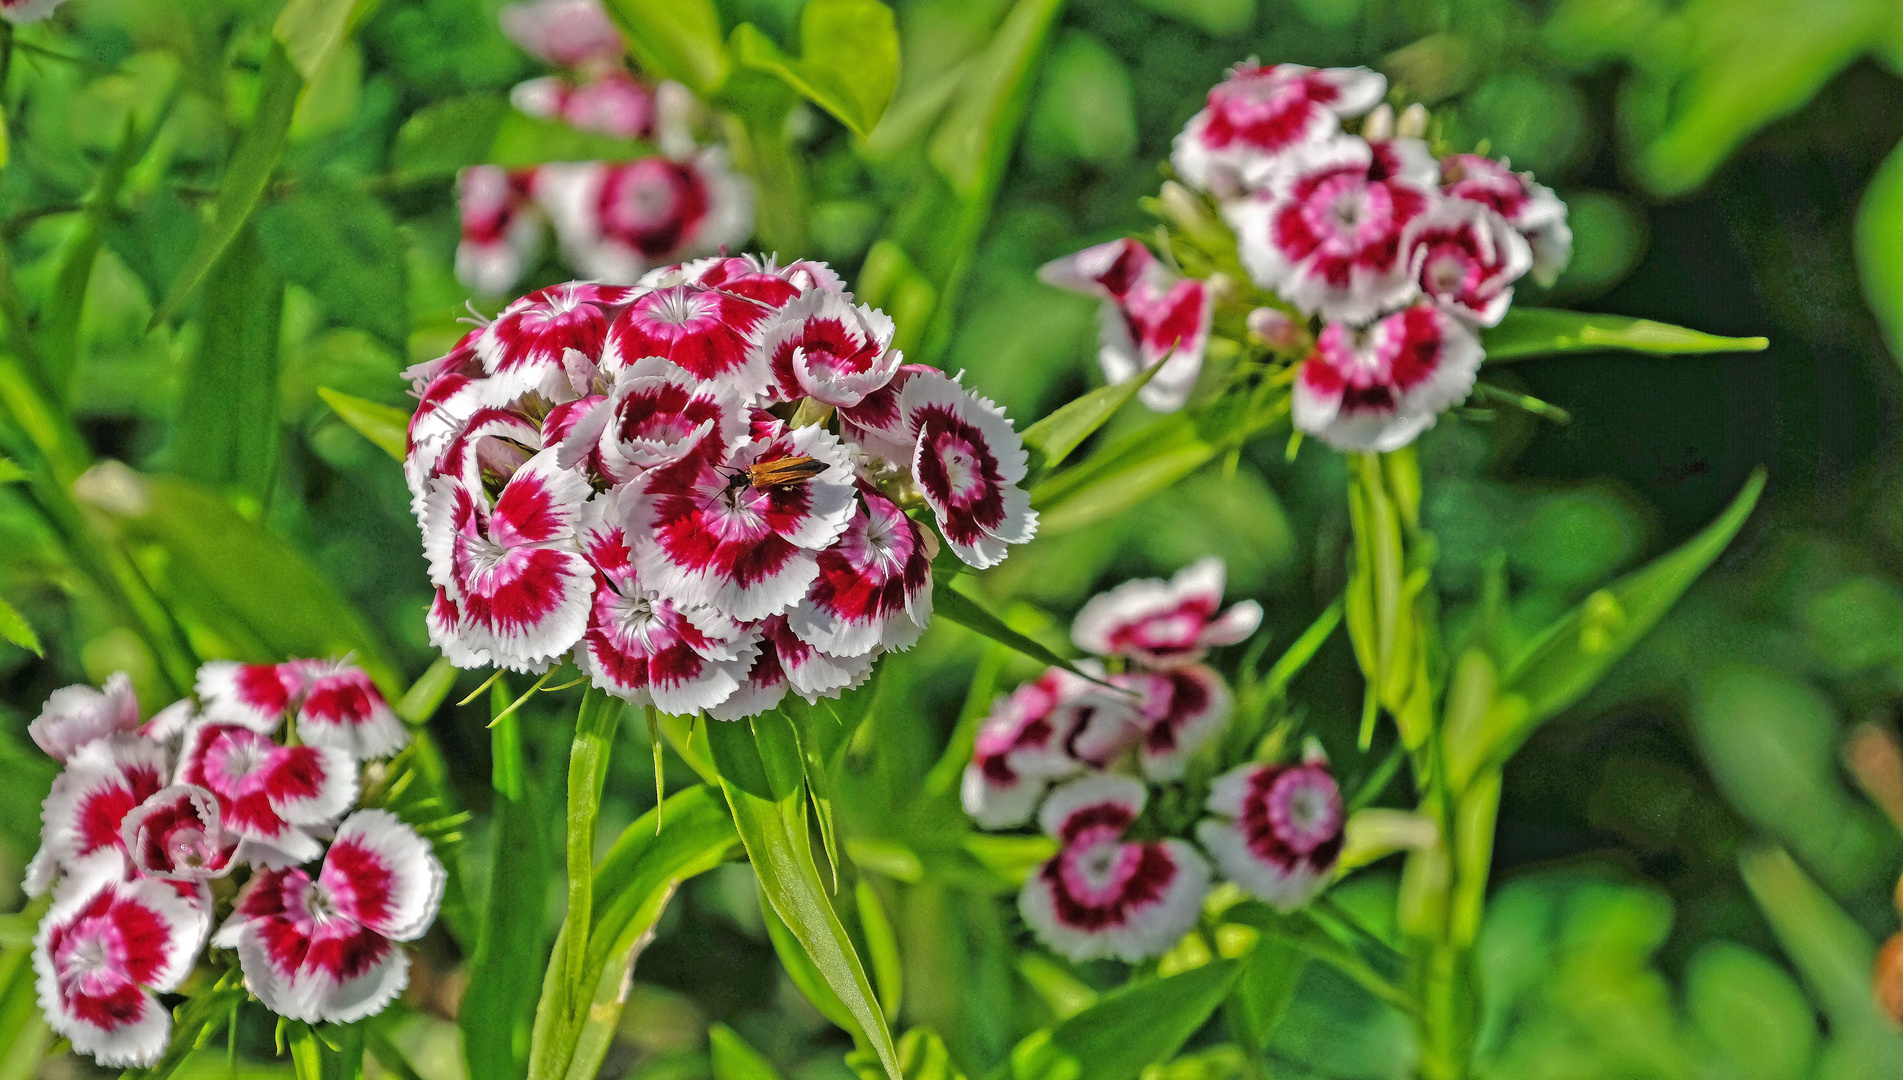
23 662 443 1068
408 256 1038 718
456 0 751 296
1043 62 1572 452
960 559 1345 962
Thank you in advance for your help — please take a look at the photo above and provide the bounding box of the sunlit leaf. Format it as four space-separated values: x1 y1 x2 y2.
856 878 903 1018
600 0 729 95
707 714 902 1080
1858 135 1903 372
710 1023 787 1080
172 221 285 504
1225 937 1304 1056
0 456 23 485
1020 362 1162 483
0 594 41 656
273 0 358 83
931 579 1105 685
317 387 409 461
1009 960 1239 1080
848 1029 968 1080
731 0 900 138
1482 307 1769 363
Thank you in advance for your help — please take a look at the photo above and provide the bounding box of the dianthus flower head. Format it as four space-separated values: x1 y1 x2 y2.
1172 63 1387 198
1039 239 1213 412
1071 556 1263 668
535 152 753 286
1291 301 1482 452
1197 754 1345 912
961 666 1143 830
1440 153 1572 286
497 0 625 70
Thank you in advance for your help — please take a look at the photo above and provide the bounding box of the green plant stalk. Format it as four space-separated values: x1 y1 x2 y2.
560 688 623 1025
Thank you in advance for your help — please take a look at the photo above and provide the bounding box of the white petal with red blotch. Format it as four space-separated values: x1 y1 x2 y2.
456 165 543 298
1225 135 1437 325
1408 199 1532 327
297 667 408 760
34 871 204 1067
768 616 873 702
176 724 355 866
1116 665 1232 782
1071 557 1263 667
34 736 169 888
405 370 488 503
142 700 197 745
960 668 1143 830
838 364 932 468
1440 153 1571 286
901 373 1036 569
1171 63 1386 196
576 574 760 714
216 867 411 1025
1036 773 1146 839
630 425 857 621
434 406 544 496
755 288 899 407
1037 238 1156 302
596 356 749 482
1096 271 1213 413
497 0 624 66
787 490 933 657
1198 762 1344 912
196 661 301 733
694 252 843 305
476 283 621 403
1292 303 1483 452
427 587 494 669
29 672 141 763
704 639 789 721
321 811 446 941
120 784 234 882
402 327 484 394
601 283 773 394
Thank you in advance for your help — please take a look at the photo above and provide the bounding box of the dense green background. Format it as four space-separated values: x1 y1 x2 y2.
5 0 1903 1077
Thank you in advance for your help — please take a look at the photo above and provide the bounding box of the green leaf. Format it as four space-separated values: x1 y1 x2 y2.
928 0 1066 198
0 594 41 656
0 937 52 1080
731 0 900 138
82 467 399 689
391 95 662 183
706 714 902 1080
149 43 302 331
1491 468 1766 759
259 179 408 350
599 0 729 95
1009 960 1240 1080
761 886 858 1032
172 221 286 503
1482 307 1769 363
317 387 409 461
0 456 23 485
710 1023 787 1080
930 579 1106 686
395 657 458 723
274 0 359 83
288 1021 365 1080
1858 136 1903 371
849 1029 968 1080
1224 937 1304 1057
1019 361 1162 483
856 878 903 1018
558 689 622 1037
461 687 550 1080
42 119 144 399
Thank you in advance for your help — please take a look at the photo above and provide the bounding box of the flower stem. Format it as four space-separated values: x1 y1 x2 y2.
560 688 623 1024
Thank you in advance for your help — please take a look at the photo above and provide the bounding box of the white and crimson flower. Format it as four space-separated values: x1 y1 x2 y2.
899 372 1037 570
1440 153 1572 286
297 666 408 760
961 668 1142 830
757 288 900 407
475 282 630 404
1114 665 1233 782
498 0 625 70
1407 199 1532 327
602 280 774 393
1226 135 1439 324
422 449 596 668
1197 757 1345 912
213 810 446 1025
1291 302 1483 452
33 869 205 1068
0 0 65 24
119 785 236 883
511 70 655 139
707 616 872 721
570 356 750 482
535 153 753 287
629 425 858 622
1171 63 1386 197
1072 557 1263 668
786 488 933 658
30 737 170 893
176 723 357 868
1038 239 1213 412
1019 774 1210 963
29 672 141 763
456 165 545 298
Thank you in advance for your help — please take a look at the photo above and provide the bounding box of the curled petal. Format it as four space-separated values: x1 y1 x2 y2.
577 574 760 714
595 356 749 481
1441 153 1571 285
1408 199 1532 327
1071 557 1262 667
29 673 141 763
35 737 170 887
177 725 356 866
756 288 899 407
120 784 234 882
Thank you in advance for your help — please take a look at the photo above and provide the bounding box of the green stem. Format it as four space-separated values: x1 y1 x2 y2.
560 688 623 1024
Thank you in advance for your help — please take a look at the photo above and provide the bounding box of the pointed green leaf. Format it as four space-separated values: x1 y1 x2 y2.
1019 361 1162 483
1482 307 1769 363
760 887 858 1032
0 594 41 656
1225 938 1305 1056
274 0 358 83
930 579 1108 686
599 0 729 95
1492 468 1766 759
149 44 302 331
706 715 902 1080
1858 136 1903 371
927 0 1066 197
318 387 409 461
43 119 144 397
172 222 286 502
710 1023 787 1080
731 0 899 138
849 1029 968 1080
0 457 23 485
1009 960 1240 1080
856 878 903 1018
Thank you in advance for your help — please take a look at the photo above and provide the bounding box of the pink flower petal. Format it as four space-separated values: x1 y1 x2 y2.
755 288 899 407
34 736 169 890
1292 302 1483 452
297 668 408 760
120 784 234 882
787 489 933 658
1171 63 1386 196
195 661 301 733
1071 557 1261 667
321 811 447 942
29 673 141 762
1115 665 1233 782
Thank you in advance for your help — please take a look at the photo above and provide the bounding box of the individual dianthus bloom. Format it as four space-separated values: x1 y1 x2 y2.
786 487 934 658
898 372 1038 570
567 355 750 482
1440 153 1572 286
1172 63 1387 198
296 665 408 760
29 672 141 763
1196 755 1344 912
1071 557 1263 669
535 152 753 286
213 810 446 1026
961 667 1143 830
29 736 170 894
119 784 236 883
175 723 358 868
1019 775 1211 963
34 867 206 1068
601 279 777 393
475 282 632 404
1291 302 1483 452
1225 135 1439 325
511 70 655 139
1038 239 1213 412
1406 199 1532 327
498 0 625 70
1114 664 1233 782
757 288 901 408
456 165 545 298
